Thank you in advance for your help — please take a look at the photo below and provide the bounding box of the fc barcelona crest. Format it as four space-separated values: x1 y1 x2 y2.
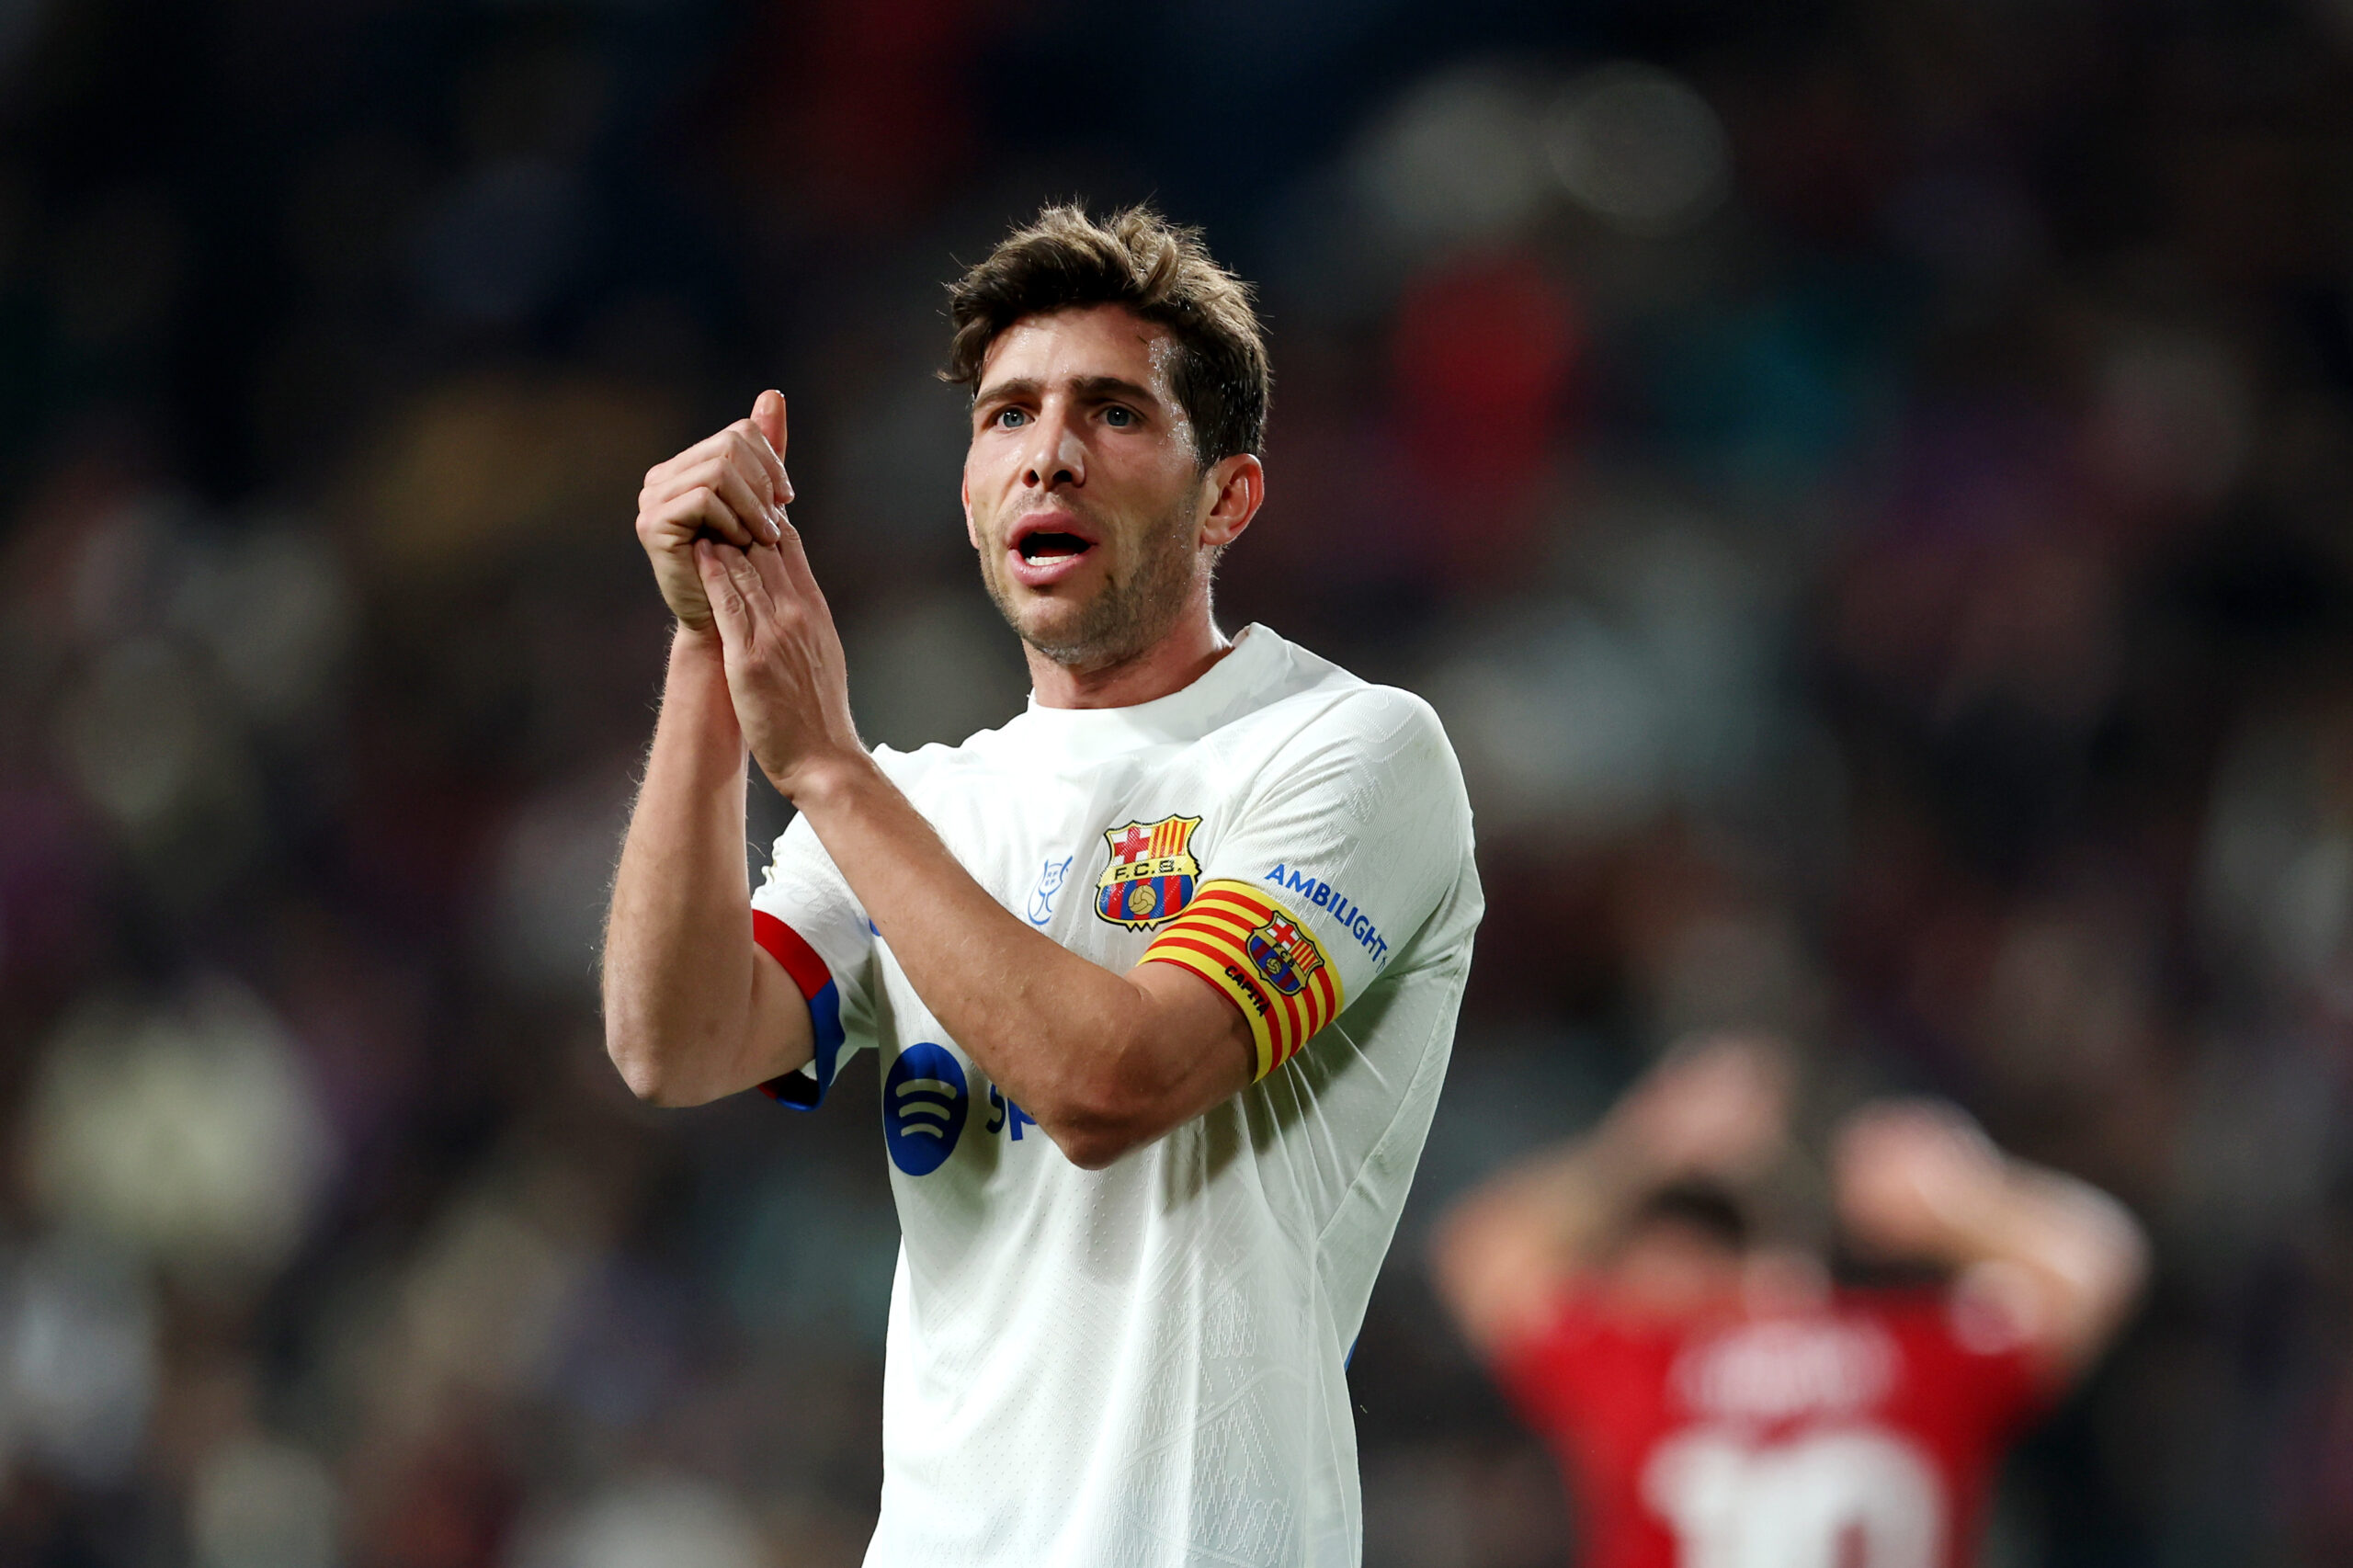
1094 814 1204 930
1245 914 1327 997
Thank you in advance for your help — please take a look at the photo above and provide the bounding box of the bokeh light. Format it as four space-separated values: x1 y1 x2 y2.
1545 65 1731 237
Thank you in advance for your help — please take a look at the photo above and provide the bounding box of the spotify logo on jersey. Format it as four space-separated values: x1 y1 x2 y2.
882 1042 969 1176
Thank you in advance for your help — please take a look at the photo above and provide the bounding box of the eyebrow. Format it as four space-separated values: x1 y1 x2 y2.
972 374 1164 410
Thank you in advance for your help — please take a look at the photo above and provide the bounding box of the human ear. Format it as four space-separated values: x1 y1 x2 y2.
1199 454 1264 549
961 474 979 551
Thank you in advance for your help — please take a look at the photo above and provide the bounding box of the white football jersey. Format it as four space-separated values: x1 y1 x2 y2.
749 624 1483 1567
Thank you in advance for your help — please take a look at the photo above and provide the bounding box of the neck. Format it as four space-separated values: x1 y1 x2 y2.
1028 606 1234 710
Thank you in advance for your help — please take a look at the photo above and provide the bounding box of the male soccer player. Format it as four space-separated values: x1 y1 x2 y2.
601 205 1483 1565
1430 1035 2147 1568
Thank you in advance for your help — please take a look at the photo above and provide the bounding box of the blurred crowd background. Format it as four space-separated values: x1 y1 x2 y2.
2 0 2351 1563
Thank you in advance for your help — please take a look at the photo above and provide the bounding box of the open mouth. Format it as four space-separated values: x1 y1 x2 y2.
1017 531 1093 563
1004 511 1101 586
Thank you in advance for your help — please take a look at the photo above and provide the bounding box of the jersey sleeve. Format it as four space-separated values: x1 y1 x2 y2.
1141 689 1472 1079
748 810 878 1109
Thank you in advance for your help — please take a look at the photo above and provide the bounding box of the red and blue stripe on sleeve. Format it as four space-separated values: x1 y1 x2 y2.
751 909 847 1109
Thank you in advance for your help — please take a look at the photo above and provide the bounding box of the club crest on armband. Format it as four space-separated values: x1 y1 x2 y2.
1245 914 1327 996
1093 813 1203 930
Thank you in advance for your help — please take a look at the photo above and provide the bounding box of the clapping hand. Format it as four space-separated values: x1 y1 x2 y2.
680 397 864 803
634 391 795 632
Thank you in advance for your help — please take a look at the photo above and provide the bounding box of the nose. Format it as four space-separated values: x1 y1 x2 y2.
1021 404 1086 492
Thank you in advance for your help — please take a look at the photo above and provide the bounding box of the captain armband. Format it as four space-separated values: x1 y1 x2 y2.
1142 880 1343 1080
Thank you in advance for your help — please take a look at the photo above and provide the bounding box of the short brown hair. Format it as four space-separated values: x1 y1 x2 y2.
943 203 1270 465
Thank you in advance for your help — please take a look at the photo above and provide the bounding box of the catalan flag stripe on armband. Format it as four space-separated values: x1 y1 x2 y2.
1142 879 1343 1079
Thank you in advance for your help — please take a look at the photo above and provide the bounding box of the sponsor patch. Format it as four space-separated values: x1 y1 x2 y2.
1262 864 1389 964
1093 813 1203 930
882 1042 969 1176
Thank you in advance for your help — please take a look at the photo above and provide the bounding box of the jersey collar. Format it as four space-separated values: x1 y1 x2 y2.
1011 623 1287 756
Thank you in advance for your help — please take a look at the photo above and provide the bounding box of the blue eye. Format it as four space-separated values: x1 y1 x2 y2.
996 407 1028 428
1104 406 1134 427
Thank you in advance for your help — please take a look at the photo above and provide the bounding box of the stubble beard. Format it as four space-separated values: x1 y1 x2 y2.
981 500 1200 675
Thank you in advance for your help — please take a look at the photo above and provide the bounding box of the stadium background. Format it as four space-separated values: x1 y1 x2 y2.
1 0 2349 1562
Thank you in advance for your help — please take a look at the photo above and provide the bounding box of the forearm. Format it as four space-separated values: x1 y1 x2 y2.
604 629 810 1105
790 754 1238 1165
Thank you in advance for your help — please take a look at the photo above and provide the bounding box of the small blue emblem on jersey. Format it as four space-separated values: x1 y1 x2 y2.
1029 855 1074 926
882 1042 969 1176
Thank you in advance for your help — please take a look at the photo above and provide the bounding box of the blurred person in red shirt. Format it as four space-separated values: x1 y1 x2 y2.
1430 1035 2146 1568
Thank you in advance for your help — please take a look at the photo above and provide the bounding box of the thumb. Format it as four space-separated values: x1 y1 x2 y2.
752 389 788 463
